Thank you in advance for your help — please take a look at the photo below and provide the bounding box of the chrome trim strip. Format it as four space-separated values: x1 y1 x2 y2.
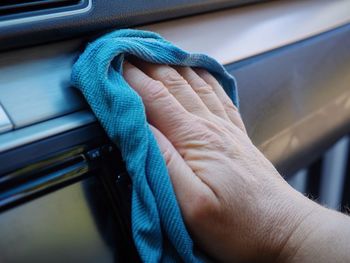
0 0 92 27
0 111 96 153
0 155 89 209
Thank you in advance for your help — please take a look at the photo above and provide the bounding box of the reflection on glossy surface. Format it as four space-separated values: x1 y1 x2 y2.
0 176 119 263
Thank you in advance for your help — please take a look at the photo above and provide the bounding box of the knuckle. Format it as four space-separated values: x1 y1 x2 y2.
223 99 239 112
194 84 213 95
144 79 168 101
161 67 189 90
195 68 210 78
195 121 233 152
187 192 219 222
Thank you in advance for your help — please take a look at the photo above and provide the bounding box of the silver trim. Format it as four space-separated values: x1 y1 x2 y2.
0 40 84 129
0 104 13 134
142 0 350 65
0 0 92 27
0 159 89 208
0 111 96 153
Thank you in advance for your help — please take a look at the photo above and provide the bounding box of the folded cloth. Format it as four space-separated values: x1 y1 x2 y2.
71 29 238 262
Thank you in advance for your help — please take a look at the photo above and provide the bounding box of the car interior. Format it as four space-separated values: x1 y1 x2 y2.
0 0 349 262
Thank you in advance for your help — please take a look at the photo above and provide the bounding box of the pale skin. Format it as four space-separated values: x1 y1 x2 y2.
122 60 350 263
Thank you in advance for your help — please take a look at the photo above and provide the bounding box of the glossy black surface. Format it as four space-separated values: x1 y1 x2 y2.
0 176 128 263
0 125 139 262
0 0 83 17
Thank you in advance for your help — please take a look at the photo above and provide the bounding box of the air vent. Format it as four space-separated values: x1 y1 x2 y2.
0 0 82 16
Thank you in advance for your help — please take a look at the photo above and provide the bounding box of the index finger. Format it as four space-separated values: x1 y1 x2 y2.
123 61 193 140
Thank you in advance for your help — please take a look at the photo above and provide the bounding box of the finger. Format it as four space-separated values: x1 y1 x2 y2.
150 125 218 221
130 60 213 119
194 68 247 133
175 66 230 121
123 61 191 137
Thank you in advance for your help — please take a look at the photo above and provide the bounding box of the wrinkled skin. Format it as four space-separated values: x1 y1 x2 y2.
123 60 350 263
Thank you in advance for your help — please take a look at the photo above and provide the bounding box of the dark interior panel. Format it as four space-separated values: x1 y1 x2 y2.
0 0 349 261
0 0 265 51
0 125 138 262
0 177 122 263
0 19 349 263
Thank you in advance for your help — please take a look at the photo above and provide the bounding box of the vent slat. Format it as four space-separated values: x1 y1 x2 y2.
319 137 349 210
0 0 81 16
1 0 46 6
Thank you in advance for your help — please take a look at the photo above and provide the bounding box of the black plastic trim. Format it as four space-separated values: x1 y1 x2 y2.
0 0 83 17
0 124 105 175
0 0 265 51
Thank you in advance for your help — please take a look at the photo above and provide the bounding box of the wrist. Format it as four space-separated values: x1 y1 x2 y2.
256 182 320 262
280 203 350 263
275 194 320 262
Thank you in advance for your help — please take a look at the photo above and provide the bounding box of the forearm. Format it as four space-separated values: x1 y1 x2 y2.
279 196 350 263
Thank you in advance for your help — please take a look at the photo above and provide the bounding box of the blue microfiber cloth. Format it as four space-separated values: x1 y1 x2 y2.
71 29 238 262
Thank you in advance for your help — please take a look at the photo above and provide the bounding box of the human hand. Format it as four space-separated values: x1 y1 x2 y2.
122 60 320 262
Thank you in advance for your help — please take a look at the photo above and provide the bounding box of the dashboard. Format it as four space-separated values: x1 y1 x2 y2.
0 0 350 262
